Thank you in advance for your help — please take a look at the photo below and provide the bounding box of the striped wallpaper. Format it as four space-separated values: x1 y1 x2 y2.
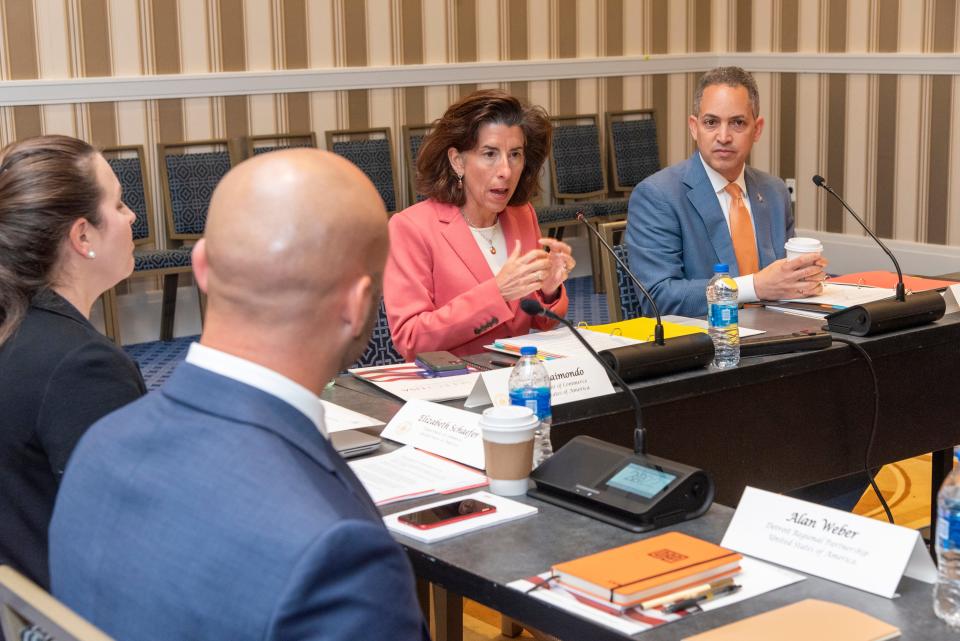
1 0 959 249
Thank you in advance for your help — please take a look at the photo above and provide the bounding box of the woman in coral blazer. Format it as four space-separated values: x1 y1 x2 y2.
385 91 574 361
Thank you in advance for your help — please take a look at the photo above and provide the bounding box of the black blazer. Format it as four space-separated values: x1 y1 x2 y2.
0 289 146 588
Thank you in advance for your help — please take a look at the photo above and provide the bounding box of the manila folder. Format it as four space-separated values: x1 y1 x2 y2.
682 599 899 641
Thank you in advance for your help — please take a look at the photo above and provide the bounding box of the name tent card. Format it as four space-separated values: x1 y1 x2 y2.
464 355 615 408
943 284 960 315
721 487 935 598
380 399 484 469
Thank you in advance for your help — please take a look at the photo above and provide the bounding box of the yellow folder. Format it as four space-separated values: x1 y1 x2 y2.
584 317 706 342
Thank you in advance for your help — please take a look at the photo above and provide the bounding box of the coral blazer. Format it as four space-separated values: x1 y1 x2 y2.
384 199 569 361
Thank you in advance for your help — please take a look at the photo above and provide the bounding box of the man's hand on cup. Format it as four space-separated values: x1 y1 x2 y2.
496 240 552 302
753 253 829 301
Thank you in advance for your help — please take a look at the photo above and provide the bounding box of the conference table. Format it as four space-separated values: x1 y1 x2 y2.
330 307 960 639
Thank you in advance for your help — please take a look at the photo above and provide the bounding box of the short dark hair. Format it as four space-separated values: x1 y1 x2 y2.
415 90 552 206
0 135 101 344
692 66 760 118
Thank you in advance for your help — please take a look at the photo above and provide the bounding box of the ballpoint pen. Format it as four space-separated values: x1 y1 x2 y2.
638 577 735 610
662 583 742 614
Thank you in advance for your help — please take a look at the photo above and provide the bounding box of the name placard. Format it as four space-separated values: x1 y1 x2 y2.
464 355 615 408
380 399 483 469
943 284 960 315
721 487 936 598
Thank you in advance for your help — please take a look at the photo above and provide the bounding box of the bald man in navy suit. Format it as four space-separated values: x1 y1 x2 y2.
50 150 430 641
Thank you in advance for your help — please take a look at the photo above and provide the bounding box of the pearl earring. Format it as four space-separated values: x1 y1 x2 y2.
87 250 96 259
457 173 463 188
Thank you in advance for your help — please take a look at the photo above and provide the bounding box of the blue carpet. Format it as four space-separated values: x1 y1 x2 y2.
126 276 608 391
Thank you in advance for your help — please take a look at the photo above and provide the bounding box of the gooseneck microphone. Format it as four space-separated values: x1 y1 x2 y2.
577 211 665 344
520 298 647 453
575 212 715 380
811 175 945 335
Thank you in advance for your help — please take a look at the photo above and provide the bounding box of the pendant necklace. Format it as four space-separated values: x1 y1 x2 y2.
463 209 499 254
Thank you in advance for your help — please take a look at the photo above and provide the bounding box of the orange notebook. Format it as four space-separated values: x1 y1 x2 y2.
682 599 900 641
552 532 742 607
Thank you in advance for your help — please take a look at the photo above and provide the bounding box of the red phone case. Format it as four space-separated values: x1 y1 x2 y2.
399 504 496 530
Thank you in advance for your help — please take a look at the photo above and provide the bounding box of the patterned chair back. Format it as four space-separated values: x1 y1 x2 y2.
102 146 152 245
1 565 115 641
352 298 404 368
402 124 432 205
247 132 317 157
606 110 660 193
612 244 641 321
549 115 607 200
159 141 232 240
326 128 398 213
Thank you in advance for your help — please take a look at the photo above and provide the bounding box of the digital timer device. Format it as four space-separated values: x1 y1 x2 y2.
528 436 714 532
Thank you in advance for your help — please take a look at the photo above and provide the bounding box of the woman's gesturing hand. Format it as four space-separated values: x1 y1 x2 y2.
496 240 551 302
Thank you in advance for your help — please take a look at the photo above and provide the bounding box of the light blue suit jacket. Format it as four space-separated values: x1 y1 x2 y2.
625 152 794 317
50 363 429 641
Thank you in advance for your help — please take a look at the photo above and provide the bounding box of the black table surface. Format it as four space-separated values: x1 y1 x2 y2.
337 308 960 505
382 492 954 640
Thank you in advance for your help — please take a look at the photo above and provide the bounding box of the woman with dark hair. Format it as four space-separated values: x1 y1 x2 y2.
384 90 574 360
0 135 146 589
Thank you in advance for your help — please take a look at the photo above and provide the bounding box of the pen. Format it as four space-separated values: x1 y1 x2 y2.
662 584 741 614
638 577 735 610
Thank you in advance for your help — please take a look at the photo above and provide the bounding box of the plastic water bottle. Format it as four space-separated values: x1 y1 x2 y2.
934 450 960 627
508 346 553 466
706 263 740 369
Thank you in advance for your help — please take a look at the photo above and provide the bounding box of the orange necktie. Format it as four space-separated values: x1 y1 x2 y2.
724 183 759 275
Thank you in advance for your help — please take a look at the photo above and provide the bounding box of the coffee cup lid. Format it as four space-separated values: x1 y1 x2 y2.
481 405 538 428
785 237 822 251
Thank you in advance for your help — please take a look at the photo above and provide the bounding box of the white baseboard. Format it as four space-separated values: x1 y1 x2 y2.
796 229 960 277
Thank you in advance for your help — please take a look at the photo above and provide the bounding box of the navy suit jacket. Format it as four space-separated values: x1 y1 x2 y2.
625 152 794 317
50 363 429 641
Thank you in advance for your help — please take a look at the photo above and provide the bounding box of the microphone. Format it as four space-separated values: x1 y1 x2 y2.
575 212 715 380
811 175 945 335
520 298 647 453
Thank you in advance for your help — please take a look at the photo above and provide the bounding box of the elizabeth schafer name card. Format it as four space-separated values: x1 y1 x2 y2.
380 399 484 469
464 355 615 408
721 487 935 598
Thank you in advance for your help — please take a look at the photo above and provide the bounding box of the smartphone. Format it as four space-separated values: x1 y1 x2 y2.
398 499 497 530
415 350 467 373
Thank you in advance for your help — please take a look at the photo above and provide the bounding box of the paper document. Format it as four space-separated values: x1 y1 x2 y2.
348 446 488 506
486 327 640 360
348 362 480 402
781 283 895 307
385 491 538 543
320 400 384 433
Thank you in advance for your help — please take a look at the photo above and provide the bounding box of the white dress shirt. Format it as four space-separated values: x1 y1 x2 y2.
185 342 327 437
698 155 760 303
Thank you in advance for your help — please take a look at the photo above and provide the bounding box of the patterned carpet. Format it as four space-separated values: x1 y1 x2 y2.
125 276 607 391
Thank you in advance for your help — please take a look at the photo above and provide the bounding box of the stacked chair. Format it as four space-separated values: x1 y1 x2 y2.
595 220 641 322
326 128 399 214
401 124 433 205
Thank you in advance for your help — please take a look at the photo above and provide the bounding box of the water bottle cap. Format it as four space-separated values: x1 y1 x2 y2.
713 263 729 273
519 346 538 356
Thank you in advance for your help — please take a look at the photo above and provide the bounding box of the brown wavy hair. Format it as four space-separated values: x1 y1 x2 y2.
0 135 101 345
415 90 552 206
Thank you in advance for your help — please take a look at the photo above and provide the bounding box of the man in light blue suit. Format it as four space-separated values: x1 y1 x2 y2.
627 67 826 317
49 150 430 641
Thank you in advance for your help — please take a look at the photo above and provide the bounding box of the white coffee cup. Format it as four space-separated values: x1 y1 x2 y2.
785 237 824 261
480 405 539 496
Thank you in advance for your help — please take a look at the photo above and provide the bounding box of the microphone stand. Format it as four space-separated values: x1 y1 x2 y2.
575 211 714 379
520 299 647 453
812 175 945 335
